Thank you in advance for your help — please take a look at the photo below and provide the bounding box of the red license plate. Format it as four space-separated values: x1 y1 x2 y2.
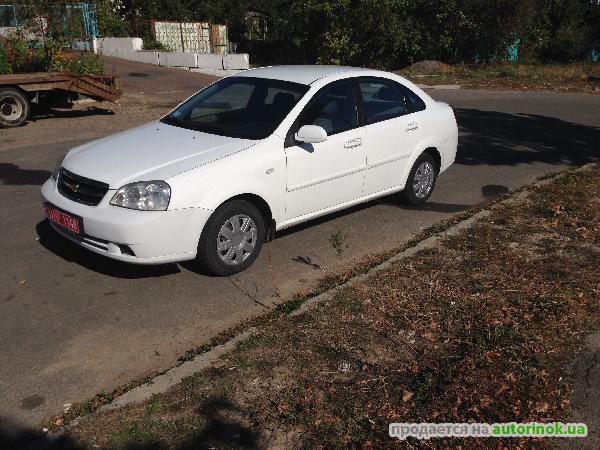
45 206 82 234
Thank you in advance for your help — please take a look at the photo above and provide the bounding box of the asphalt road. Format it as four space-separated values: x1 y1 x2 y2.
1 60 599 428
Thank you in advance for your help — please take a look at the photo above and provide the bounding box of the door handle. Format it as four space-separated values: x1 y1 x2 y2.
344 138 363 149
405 122 418 131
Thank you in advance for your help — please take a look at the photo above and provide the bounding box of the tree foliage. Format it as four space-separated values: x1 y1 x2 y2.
95 0 600 68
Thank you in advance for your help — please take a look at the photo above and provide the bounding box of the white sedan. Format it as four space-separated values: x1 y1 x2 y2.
41 66 458 275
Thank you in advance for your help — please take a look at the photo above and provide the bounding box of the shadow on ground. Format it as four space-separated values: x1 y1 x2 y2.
36 221 180 279
455 108 600 166
182 397 260 449
0 163 51 186
0 417 82 450
30 106 115 122
0 396 260 449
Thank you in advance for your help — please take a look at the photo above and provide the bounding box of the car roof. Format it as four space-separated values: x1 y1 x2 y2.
234 65 381 85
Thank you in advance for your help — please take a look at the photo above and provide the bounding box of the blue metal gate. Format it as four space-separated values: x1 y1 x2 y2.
0 2 99 39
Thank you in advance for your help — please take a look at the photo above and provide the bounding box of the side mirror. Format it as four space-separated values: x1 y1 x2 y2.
295 125 327 144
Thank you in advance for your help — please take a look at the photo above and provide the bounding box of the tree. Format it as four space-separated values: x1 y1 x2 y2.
93 0 129 37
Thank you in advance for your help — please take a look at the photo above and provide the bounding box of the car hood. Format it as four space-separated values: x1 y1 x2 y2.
62 121 257 188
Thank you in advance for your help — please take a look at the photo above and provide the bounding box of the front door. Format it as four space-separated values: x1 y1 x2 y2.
284 80 366 220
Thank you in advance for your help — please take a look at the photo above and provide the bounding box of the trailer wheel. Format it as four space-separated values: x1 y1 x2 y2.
0 88 30 128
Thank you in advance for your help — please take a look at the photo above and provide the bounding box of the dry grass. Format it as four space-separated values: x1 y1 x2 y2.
400 62 600 93
65 165 600 449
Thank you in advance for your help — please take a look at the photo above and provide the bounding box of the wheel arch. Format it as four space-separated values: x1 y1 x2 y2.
216 193 276 242
423 147 442 171
400 144 442 190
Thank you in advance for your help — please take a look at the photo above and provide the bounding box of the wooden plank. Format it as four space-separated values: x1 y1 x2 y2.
0 72 73 84
19 82 72 92
0 72 122 101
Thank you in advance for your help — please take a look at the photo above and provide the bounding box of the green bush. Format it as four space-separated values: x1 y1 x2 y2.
0 45 9 74
0 34 103 75
0 34 46 74
50 51 104 75
142 38 171 51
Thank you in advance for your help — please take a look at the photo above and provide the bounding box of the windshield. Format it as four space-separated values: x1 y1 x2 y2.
161 77 309 140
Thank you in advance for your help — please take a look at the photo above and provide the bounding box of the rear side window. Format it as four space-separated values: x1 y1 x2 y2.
357 78 425 125
402 84 426 111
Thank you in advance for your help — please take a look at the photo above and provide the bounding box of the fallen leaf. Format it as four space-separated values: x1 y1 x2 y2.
277 403 289 414
536 402 550 412
421 332 435 341
496 383 509 396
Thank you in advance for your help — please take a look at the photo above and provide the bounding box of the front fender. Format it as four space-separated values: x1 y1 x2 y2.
166 138 286 221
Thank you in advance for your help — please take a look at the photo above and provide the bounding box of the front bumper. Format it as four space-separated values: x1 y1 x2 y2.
41 178 213 264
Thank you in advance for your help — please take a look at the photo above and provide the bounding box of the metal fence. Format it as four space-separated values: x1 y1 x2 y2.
0 2 98 39
153 20 230 54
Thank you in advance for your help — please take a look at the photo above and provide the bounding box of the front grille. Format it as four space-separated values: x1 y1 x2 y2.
58 169 109 206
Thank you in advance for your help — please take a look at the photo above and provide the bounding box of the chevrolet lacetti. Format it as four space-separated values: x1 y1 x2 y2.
41 66 458 275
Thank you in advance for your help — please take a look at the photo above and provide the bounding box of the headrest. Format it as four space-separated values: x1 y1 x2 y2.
322 100 339 115
273 92 295 110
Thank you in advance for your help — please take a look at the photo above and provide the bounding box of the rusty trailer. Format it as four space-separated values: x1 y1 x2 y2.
0 72 122 128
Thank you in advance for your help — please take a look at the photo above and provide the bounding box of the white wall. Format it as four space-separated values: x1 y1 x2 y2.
94 37 249 72
158 52 198 68
223 54 250 70
95 37 143 54
127 51 160 65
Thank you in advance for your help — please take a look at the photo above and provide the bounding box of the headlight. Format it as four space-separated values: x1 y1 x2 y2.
110 181 171 211
51 155 65 181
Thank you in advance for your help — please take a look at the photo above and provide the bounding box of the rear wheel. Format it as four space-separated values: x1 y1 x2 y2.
0 88 30 128
197 200 265 276
401 153 438 205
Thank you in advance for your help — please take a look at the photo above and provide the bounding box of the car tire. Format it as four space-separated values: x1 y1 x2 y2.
197 200 265 276
0 87 30 128
400 153 439 206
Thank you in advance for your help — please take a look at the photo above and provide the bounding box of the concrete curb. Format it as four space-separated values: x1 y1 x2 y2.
103 327 258 411
53 164 594 433
416 84 462 90
290 209 492 317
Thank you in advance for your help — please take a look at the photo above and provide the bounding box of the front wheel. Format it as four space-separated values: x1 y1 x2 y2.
197 200 265 276
0 88 30 128
401 153 438 206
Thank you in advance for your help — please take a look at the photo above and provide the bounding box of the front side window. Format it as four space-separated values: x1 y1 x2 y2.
298 81 358 136
161 77 309 140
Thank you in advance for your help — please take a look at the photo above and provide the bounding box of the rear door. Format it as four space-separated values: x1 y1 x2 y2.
284 80 366 220
356 77 426 195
